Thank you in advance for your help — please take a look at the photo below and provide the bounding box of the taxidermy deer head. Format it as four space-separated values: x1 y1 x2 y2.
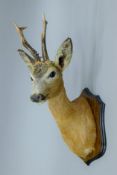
15 16 106 165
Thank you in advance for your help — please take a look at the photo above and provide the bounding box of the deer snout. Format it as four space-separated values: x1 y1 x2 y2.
30 94 46 102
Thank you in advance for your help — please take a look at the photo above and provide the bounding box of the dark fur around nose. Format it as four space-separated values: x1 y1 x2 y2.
30 94 46 102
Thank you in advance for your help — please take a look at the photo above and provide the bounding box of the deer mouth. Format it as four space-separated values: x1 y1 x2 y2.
30 94 48 103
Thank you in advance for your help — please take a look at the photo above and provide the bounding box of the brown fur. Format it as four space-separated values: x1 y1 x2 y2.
48 80 96 161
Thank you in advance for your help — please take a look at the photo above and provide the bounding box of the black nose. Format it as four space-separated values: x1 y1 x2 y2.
30 94 46 102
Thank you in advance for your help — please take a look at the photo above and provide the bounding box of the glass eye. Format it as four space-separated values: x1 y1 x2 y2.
30 77 33 81
49 71 56 78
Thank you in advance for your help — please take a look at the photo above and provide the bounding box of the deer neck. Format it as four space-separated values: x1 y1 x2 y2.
48 81 73 123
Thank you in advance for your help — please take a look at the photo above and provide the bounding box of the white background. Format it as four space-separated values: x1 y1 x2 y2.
0 0 117 174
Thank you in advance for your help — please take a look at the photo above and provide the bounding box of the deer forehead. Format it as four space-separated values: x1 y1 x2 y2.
32 61 60 78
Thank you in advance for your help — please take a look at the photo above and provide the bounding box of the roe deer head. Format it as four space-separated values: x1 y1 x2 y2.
14 16 72 103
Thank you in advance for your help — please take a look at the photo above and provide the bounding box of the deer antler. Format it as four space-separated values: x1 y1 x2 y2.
14 23 41 61
41 16 49 61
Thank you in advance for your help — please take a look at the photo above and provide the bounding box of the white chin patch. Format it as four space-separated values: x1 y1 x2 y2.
38 99 47 104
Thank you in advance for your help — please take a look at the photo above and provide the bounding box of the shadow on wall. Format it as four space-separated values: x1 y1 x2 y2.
80 33 104 93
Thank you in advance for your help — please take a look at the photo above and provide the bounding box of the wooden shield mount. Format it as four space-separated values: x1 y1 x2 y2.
81 88 107 165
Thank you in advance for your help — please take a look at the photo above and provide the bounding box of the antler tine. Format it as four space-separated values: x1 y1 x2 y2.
41 16 49 61
14 22 41 61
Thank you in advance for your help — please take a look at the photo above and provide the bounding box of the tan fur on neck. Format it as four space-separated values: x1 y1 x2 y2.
48 82 96 160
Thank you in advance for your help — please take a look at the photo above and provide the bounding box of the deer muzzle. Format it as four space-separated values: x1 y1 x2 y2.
30 94 46 103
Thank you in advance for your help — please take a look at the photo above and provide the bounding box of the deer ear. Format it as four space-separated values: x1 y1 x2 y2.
18 49 34 71
54 38 73 71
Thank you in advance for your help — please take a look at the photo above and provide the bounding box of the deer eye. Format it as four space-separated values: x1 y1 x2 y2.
30 77 34 81
48 71 56 78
